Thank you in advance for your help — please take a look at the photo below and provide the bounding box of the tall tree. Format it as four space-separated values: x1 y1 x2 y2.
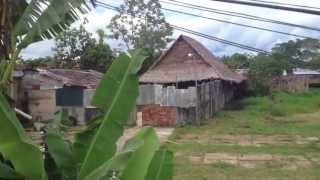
221 53 252 70
80 29 114 72
53 24 95 69
53 27 114 72
108 0 173 72
271 38 320 69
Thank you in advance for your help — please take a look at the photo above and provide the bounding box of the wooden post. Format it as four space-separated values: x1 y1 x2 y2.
195 80 199 126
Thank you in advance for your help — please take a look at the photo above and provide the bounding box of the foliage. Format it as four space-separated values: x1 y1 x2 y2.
23 56 57 69
53 24 95 69
53 26 114 72
80 29 114 72
222 38 320 95
271 38 320 69
221 53 252 70
248 54 291 95
108 0 173 72
0 0 91 89
45 110 76 180
0 92 46 179
0 52 174 180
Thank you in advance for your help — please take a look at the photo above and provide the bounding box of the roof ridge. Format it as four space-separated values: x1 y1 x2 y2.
140 34 245 83
180 35 224 79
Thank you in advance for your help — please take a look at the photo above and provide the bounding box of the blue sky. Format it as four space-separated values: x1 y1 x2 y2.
20 0 320 59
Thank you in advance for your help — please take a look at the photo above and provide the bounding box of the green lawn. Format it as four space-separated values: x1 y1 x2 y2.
166 89 320 180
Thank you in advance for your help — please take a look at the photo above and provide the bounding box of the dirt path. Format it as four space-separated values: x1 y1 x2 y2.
117 127 174 149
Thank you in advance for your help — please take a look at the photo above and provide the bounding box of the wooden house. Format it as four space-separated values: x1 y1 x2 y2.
137 35 246 126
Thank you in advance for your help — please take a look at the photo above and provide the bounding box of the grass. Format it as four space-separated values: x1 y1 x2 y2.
171 89 320 137
167 89 320 180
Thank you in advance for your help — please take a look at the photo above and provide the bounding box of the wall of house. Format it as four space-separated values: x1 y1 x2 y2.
137 84 197 107
271 75 309 92
137 80 240 126
305 75 320 86
22 73 98 125
28 89 57 122
195 80 236 124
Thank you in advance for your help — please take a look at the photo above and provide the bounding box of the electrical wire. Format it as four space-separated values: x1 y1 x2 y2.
95 1 270 54
208 0 320 15
162 0 320 32
245 0 320 10
160 7 317 39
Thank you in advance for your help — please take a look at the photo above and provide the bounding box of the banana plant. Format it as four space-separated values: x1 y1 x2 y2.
0 0 92 88
0 51 174 180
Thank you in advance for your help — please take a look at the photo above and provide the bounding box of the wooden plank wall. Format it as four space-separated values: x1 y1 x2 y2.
179 80 236 124
138 80 238 125
137 85 197 108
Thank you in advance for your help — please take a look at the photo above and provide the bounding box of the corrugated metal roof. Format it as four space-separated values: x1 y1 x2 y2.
38 68 103 89
293 68 320 75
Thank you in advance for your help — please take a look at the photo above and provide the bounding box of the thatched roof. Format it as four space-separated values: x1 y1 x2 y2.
140 35 245 84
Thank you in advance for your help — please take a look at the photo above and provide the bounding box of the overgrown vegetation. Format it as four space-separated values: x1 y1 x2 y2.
167 89 320 180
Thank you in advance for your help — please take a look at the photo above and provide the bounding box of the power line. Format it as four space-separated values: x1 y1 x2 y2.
162 0 320 32
245 0 320 10
208 0 320 15
160 6 316 39
95 1 270 54
171 25 269 54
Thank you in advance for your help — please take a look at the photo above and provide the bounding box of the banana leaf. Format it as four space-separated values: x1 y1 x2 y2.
0 92 46 180
121 127 160 180
78 51 145 179
45 110 76 180
145 149 174 180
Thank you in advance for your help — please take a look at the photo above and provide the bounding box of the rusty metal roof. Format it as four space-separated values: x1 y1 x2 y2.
140 35 245 84
38 68 103 89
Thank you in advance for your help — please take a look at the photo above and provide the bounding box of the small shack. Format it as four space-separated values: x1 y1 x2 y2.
14 68 102 125
137 35 246 126
293 68 320 88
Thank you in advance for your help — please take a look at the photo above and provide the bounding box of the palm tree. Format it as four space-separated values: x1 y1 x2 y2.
0 0 94 88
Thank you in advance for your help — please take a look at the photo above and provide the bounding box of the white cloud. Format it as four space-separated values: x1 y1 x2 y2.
21 0 320 58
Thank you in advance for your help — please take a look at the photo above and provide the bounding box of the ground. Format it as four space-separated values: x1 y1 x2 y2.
165 89 320 180
117 127 174 149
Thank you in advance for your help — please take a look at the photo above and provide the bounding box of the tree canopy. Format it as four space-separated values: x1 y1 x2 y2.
223 38 320 72
108 0 173 72
53 26 114 72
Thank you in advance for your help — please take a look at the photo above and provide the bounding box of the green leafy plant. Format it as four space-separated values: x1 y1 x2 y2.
0 0 91 89
0 51 173 180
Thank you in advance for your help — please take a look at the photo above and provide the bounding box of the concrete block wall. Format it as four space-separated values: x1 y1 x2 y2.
138 105 177 126
28 89 57 122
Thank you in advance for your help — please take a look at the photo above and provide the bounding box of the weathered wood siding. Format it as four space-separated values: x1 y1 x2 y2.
138 80 239 125
271 75 309 92
137 85 197 108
